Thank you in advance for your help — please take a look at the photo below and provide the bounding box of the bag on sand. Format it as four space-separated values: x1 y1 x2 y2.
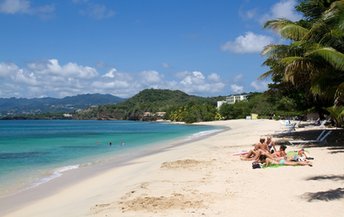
252 162 261 169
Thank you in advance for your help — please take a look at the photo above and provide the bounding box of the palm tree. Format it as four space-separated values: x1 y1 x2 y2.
261 0 344 108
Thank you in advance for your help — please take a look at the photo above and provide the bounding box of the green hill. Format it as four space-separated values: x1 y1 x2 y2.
76 89 223 121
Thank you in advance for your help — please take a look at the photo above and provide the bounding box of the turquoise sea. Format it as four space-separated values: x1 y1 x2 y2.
0 120 221 197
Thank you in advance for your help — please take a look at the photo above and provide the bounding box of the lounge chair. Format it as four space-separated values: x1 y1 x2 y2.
304 120 327 128
288 130 332 146
273 123 296 136
279 120 293 127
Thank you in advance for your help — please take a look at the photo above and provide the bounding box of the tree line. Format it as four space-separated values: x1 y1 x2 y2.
260 0 344 127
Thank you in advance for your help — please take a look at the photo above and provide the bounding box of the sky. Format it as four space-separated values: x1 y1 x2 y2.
0 0 303 99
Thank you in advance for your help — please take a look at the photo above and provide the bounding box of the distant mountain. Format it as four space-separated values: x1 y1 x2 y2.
0 94 126 115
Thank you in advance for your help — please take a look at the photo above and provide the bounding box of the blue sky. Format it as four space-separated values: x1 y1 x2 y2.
0 0 302 98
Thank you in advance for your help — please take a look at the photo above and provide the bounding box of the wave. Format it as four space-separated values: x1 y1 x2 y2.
187 129 224 140
29 164 80 189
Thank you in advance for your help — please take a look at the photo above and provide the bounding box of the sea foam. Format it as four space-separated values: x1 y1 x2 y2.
30 164 80 189
188 129 223 140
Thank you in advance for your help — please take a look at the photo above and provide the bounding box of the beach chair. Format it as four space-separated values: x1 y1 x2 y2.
304 120 327 128
318 120 327 128
273 123 296 136
288 130 332 146
279 120 292 127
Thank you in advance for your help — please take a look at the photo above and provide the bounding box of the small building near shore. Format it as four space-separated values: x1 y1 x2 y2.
217 94 248 109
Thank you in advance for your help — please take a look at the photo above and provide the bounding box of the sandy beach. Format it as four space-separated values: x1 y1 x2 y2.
2 119 344 217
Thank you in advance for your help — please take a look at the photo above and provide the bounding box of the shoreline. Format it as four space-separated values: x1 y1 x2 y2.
2 119 344 217
0 125 227 216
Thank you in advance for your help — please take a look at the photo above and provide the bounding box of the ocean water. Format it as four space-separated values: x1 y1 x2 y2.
0 120 221 197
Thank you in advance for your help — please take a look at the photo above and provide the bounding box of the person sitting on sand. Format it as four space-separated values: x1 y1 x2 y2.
258 155 312 167
254 138 269 152
271 144 287 158
241 138 268 161
245 144 287 162
266 136 277 153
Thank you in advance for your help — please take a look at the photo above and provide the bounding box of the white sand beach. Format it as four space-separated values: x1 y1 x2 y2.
2 119 344 217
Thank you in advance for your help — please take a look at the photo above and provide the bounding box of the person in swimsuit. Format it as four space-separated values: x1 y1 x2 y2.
271 144 287 158
248 144 287 162
262 155 312 167
289 148 310 161
254 138 269 152
266 136 277 153
241 138 268 161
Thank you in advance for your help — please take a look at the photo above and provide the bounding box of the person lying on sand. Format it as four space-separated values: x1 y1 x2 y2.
289 148 310 161
258 155 312 167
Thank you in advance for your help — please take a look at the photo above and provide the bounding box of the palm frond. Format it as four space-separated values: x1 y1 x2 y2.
282 57 316 84
326 106 344 127
264 18 293 31
309 71 337 98
259 70 274 79
261 44 292 57
280 23 309 41
323 0 344 21
261 44 277 56
280 56 306 65
319 28 344 49
305 21 329 42
307 47 344 70
335 81 344 106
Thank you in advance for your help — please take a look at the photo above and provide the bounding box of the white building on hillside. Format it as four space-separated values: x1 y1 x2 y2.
217 94 248 109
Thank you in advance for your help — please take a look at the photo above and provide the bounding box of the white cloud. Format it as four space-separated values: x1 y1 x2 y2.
0 0 29 14
180 71 205 85
230 84 244 94
140 70 163 84
73 0 115 20
0 62 19 76
208 73 220 82
162 63 170 68
0 0 54 17
261 0 302 23
92 80 131 90
102 68 117 78
101 68 130 82
29 59 98 79
250 80 269 91
177 71 225 94
88 4 114 20
233 74 243 83
14 69 37 85
222 32 273 53
240 8 257 20
0 60 226 98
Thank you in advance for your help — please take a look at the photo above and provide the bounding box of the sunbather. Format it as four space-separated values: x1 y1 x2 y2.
289 148 309 161
240 138 268 161
266 136 277 153
248 144 287 161
259 155 312 167
272 144 287 158
254 138 269 152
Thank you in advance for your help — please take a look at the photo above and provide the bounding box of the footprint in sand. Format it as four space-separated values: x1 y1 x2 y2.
160 159 215 169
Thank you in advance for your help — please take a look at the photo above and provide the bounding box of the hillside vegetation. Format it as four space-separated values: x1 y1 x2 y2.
76 89 300 123
76 89 223 122
0 93 125 116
